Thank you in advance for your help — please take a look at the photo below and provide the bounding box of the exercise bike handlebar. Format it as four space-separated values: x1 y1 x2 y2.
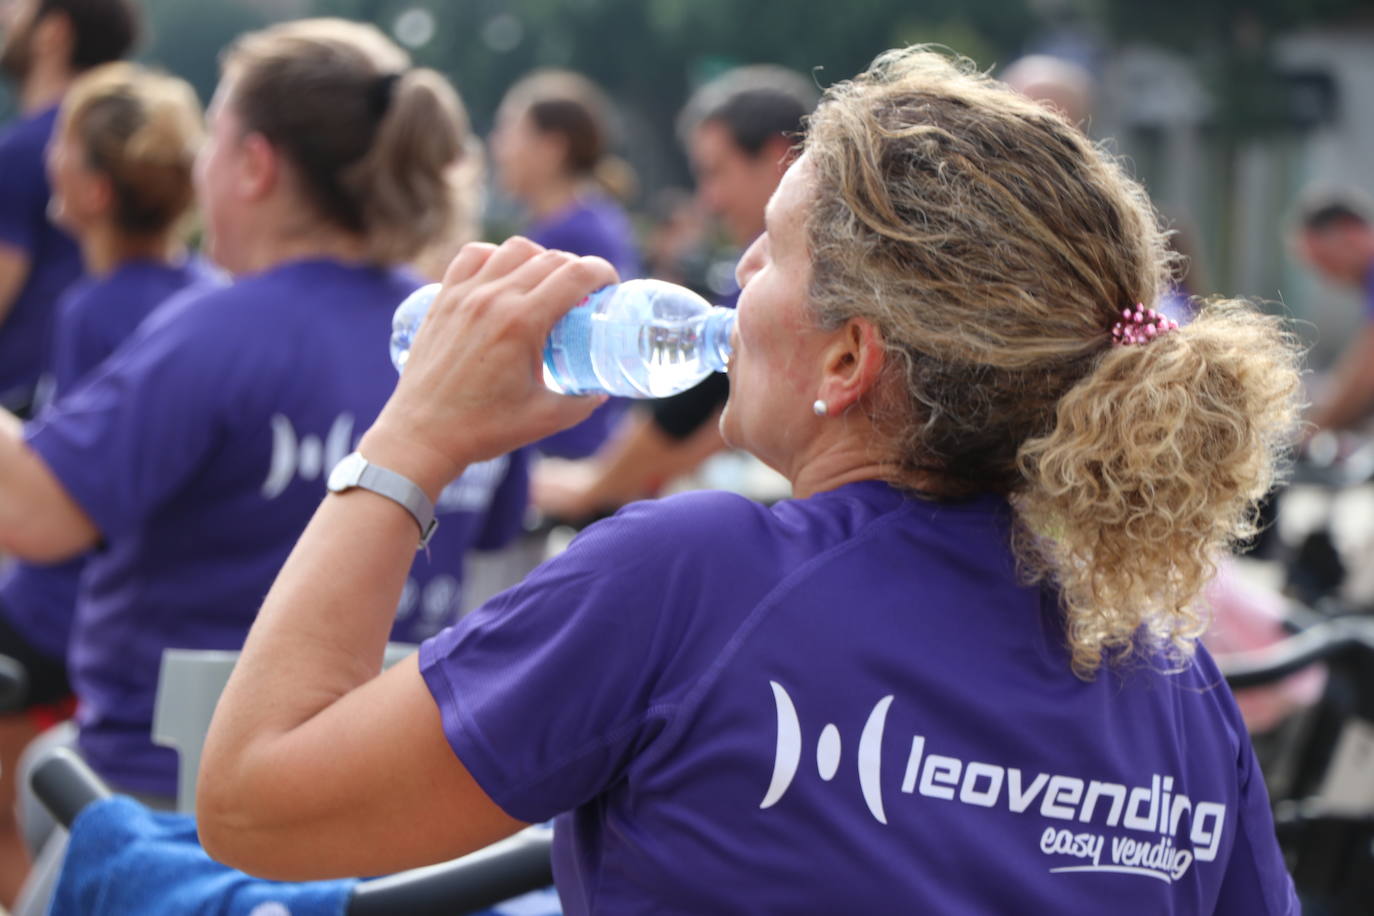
1217 616 1374 690
29 745 555 916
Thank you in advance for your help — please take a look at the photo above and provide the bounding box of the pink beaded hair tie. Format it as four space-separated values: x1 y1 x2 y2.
1111 305 1179 347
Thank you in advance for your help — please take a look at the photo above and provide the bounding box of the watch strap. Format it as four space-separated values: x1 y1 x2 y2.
331 452 438 549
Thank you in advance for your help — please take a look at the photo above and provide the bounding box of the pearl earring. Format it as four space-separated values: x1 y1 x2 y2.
812 400 828 417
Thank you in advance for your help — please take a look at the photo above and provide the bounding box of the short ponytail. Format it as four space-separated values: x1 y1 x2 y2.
590 154 638 204
223 18 470 265
344 68 468 264
1016 302 1302 676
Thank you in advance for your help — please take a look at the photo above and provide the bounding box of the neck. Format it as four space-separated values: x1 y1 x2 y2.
18 63 72 113
527 177 583 221
788 450 907 500
228 215 372 277
780 414 914 499
82 226 183 276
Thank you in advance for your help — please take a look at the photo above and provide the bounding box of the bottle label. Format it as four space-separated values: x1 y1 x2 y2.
543 296 599 395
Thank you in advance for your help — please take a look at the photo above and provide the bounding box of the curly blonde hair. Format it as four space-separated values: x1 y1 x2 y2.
804 48 1302 676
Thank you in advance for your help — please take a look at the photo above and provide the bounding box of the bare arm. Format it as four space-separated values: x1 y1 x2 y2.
0 409 100 561
0 245 29 330
198 238 616 879
534 408 726 519
1308 323 1374 433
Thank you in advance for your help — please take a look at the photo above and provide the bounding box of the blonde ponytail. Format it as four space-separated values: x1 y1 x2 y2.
802 47 1305 677
1015 302 1302 676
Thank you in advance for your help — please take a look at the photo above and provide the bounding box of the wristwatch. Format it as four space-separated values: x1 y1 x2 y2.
327 451 438 549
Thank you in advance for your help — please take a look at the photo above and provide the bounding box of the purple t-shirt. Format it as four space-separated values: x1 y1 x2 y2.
421 482 1297 914
26 258 526 796
528 195 641 459
0 107 81 408
0 257 222 662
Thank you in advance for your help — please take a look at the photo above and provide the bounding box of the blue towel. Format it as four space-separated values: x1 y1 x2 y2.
51 795 357 916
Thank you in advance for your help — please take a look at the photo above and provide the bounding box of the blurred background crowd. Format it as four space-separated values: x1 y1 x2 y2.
6 0 1371 360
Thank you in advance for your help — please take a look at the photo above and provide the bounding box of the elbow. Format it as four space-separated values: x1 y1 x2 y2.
196 755 272 876
195 773 253 872
0 529 75 565
0 496 93 564
196 751 318 881
197 788 294 880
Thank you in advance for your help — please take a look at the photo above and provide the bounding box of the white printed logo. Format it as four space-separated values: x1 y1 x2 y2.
261 413 355 499
394 574 462 638
760 681 1226 884
760 681 892 824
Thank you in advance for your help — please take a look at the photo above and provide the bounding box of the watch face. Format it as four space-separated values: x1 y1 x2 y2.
327 452 365 491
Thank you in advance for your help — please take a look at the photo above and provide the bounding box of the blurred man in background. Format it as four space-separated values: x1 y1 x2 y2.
1296 191 1374 435
0 0 139 417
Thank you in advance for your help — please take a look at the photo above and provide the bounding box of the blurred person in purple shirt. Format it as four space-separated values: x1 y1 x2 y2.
0 60 213 905
201 48 1300 914
0 0 139 417
533 65 816 520
0 21 532 913
491 69 640 459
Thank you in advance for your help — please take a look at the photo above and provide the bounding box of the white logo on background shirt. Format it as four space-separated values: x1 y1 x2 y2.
394 574 461 638
261 413 355 499
436 455 510 513
759 681 1227 883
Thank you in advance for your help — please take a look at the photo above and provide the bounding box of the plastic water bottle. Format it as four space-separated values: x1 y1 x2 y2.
390 279 736 398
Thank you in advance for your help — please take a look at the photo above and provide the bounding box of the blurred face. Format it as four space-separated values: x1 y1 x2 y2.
194 77 252 273
45 119 107 234
720 155 829 473
690 119 785 247
0 0 39 81
1299 224 1374 288
489 103 566 202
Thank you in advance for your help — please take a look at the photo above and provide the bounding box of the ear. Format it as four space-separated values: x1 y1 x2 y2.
816 317 886 416
235 132 279 203
83 171 115 216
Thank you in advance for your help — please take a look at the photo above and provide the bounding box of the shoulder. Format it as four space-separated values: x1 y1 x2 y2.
138 278 240 333
55 278 99 319
567 490 773 572
97 278 255 384
534 200 631 251
581 197 636 245
1112 641 1249 768
569 484 916 585
0 110 47 154
595 488 774 542
0 110 50 174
